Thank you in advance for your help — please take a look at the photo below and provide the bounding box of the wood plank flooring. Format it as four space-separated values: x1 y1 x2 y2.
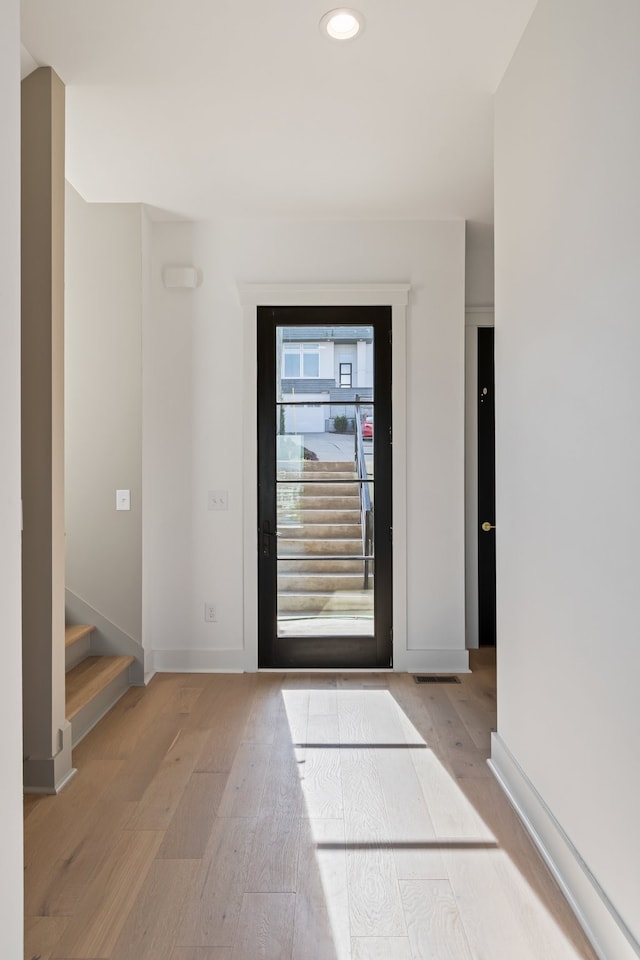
24 651 598 960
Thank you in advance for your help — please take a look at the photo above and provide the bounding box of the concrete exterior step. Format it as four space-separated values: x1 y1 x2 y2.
278 591 373 613
281 482 362 497
278 538 363 556
277 496 360 510
279 460 356 472
278 522 362 540
278 572 373 592
278 470 357 481
278 558 366 573
278 495 360 511
289 508 361 524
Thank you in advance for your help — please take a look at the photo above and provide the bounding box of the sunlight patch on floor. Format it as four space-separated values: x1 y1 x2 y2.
282 684 591 960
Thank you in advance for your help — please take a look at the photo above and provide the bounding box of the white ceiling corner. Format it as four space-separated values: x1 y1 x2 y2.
20 0 538 222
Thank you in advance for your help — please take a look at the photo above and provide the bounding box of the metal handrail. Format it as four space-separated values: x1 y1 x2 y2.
354 403 373 589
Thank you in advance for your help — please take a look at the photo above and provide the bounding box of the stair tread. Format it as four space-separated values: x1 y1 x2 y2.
278 572 372 580
65 623 95 648
65 655 134 720
278 590 371 597
279 536 362 541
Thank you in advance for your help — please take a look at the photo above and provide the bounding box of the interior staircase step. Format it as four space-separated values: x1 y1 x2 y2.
65 655 135 721
65 623 95 647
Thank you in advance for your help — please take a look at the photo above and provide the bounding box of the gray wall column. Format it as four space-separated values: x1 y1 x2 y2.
21 67 73 793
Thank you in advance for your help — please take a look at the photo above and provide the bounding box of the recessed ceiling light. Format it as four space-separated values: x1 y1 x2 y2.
320 8 364 41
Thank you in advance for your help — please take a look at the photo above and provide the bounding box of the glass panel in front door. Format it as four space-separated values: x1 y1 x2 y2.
275 325 375 639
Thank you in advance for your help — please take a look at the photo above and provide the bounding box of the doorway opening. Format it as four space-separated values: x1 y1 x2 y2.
477 326 496 647
257 306 393 668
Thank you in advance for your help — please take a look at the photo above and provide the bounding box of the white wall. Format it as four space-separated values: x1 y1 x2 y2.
144 219 467 671
465 220 494 307
65 186 143 642
494 1 640 955
0 0 24 953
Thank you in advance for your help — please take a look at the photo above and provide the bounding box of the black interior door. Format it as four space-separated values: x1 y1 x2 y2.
477 326 496 646
257 305 393 668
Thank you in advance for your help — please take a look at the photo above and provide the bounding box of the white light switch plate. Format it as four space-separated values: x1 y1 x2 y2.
116 489 131 511
208 490 228 510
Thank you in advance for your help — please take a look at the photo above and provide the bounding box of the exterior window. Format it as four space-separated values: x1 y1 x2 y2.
339 362 352 388
283 344 320 378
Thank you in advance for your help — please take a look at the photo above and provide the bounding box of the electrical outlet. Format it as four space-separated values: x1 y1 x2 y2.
204 602 217 622
208 490 228 511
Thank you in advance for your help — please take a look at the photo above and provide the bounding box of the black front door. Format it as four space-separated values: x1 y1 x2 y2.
477 326 496 646
257 306 393 668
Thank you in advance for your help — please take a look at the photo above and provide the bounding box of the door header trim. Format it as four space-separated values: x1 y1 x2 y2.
239 282 410 307
242 283 410 671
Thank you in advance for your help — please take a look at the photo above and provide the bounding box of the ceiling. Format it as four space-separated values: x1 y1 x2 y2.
20 0 537 222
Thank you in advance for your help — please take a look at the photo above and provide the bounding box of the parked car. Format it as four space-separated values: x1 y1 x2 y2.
362 414 373 439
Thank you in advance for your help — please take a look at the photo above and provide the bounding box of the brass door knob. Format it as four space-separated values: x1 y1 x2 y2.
481 521 496 532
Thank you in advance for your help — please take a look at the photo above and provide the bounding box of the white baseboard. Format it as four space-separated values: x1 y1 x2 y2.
152 648 247 672
394 648 470 674
151 647 470 675
489 734 640 960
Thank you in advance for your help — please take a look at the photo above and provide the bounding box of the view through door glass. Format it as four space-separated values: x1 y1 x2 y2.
257 306 392 668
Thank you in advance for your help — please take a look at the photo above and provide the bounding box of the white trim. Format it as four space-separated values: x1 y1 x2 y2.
465 306 494 327
153 649 247 673
391 298 408 669
396 649 470 674
241 282 410 672
239 282 410 308
147 648 470 675
489 734 640 960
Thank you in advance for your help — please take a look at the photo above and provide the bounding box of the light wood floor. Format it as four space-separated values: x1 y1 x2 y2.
24 650 598 960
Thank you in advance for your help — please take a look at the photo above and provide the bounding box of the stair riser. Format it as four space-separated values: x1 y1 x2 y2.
280 483 363 497
278 558 366 573
278 460 356 472
65 635 91 672
69 669 131 747
278 523 362 539
279 496 361 511
278 574 373 591
279 510 361 524
278 539 363 556
278 471 357 481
